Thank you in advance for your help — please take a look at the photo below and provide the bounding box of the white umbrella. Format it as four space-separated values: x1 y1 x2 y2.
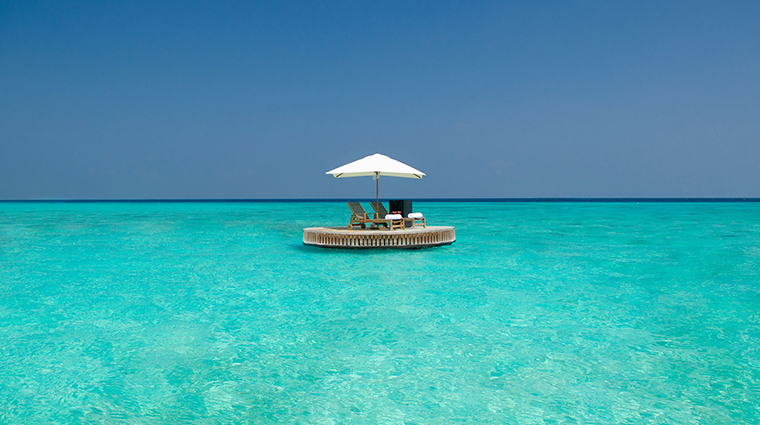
326 153 425 218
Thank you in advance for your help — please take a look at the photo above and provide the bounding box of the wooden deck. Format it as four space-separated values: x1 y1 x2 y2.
303 226 455 249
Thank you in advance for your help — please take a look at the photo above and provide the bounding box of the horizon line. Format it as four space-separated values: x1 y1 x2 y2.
1 197 759 203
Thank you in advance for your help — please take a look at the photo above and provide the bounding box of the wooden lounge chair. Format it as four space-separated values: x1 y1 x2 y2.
370 201 389 218
372 202 406 230
407 212 426 228
373 201 424 230
387 214 405 230
347 202 389 229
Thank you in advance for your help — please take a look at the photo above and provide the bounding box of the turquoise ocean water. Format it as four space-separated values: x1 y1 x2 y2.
1 201 759 423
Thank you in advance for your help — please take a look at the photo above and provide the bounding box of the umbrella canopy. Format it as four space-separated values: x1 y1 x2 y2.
326 153 425 218
325 153 425 179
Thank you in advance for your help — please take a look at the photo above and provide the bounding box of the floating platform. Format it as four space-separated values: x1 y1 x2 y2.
303 226 455 249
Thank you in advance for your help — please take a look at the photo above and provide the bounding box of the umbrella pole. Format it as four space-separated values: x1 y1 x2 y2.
375 172 379 219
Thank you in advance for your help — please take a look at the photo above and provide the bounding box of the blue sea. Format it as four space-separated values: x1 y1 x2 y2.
1 201 759 423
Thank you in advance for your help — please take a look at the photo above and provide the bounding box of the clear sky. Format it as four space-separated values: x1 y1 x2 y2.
1 1 759 199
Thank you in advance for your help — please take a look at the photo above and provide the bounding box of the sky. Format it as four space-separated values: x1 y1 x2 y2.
1 1 759 199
